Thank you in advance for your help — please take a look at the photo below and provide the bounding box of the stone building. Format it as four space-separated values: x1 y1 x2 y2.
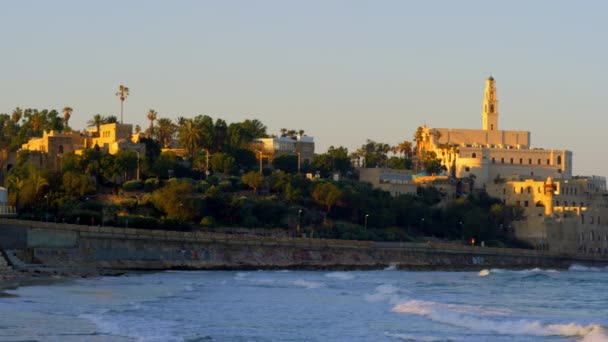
253 135 315 164
21 122 145 169
417 77 572 189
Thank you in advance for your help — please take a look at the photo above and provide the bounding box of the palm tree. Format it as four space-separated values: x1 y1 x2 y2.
62 107 73 129
87 114 105 135
105 115 118 123
11 107 22 124
177 116 187 126
115 84 130 124
134 124 141 134
178 119 202 159
146 109 157 138
156 118 176 148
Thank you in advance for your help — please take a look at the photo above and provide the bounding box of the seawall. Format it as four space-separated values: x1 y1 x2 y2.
1 219 607 270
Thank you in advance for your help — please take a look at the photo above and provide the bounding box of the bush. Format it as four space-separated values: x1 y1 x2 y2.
197 181 210 193
144 178 159 192
122 180 144 192
120 198 138 212
161 217 191 231
199 216 216 227
116 215 160 229
218 180 233 191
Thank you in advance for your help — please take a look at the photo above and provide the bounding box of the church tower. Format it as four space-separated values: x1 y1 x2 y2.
482 76 498 131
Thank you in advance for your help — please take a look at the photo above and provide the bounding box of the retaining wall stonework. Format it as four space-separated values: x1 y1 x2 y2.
1 219 607 270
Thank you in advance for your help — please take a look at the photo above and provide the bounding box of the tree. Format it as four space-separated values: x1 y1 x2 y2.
210 153 237 175
62 107 73 129
146 109 158 138
116 84 129 124
156 118 176 147
272 154 298 173
87 114 105 135
11 107 22 124
178 119 202 159
242 171 264 193
312 183 343 214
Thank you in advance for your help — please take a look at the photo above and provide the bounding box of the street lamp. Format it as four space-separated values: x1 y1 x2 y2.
365 214 370 230
136 150 140 181
297 209 302 235
256 150 264 175
293 150 301 174
201 148 210 176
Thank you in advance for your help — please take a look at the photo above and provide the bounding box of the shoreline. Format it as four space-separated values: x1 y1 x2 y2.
0 262 584 297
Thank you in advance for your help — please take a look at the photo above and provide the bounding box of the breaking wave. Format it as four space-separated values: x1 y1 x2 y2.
569 264 608 272
325 272 355 280
384 263 399 271
392 300 606 340
292 279 324 289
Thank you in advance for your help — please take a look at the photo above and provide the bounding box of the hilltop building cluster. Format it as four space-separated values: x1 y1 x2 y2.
405 77 606 255
20 122 145 169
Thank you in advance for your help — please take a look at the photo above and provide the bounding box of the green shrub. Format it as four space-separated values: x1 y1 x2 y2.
120 198 138 212
197 181 210 193
144 178 159 192
122 180 144 192
218 180 233 191
116 215 160 229
199 216 216 227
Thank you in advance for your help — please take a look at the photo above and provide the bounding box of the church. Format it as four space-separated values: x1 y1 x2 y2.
417 77 572 189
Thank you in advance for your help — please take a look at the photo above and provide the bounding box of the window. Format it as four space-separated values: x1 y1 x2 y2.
516 200 521 206
557 155 562 165
520 187 524 193
527 187 531 194
492 157 495 164
490 124 494 130
538 159 541 165
556 200 560 206
501 158 505 164
465 167 470 172
524 200 529 207
529 158 532 164
558 169 562 173
503 189 506 195
510 158 514 164
520 158 523 164
546 159 550 165
581 215 585 224
472 153 477 158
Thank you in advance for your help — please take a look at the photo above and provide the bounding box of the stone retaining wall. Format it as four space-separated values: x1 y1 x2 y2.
1 219 607 270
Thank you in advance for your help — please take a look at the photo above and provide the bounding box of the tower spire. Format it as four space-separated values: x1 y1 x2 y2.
482 76 498 131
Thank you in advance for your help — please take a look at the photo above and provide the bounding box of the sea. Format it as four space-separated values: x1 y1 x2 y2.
0 265 607 342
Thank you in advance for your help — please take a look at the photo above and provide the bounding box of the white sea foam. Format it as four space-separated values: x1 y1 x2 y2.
365 284 403 305
478 269 490 277
392 300 605 340
275 269 291 273
325 272 355 280
489 268 559 274
385 332 447 341
569 264 607 272
292 279 324 289
384 263 399 271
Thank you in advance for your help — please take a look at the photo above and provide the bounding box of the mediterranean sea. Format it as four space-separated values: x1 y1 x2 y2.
0 265 606 341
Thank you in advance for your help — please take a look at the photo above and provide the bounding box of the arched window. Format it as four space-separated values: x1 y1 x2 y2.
537 159 541 165
520 187 524 194
528 158 532 164
520 158 523 164
510 158 514 164
472 153 477 158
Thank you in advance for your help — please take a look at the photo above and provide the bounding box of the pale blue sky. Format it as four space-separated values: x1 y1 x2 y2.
1 1 607 176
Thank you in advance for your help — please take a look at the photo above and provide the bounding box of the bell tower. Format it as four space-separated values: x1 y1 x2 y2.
482 76 498 131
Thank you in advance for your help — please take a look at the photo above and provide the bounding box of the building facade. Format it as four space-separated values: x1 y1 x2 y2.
417 77 572 189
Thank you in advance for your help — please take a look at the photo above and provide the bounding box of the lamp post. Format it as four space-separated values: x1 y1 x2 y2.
365 214 370 230
136 150 140 181
201 148 210 176
256 150 264 175
293 150 301 174
297 209 302 235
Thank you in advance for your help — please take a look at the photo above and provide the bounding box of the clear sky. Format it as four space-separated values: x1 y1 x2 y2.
1 1 607 177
